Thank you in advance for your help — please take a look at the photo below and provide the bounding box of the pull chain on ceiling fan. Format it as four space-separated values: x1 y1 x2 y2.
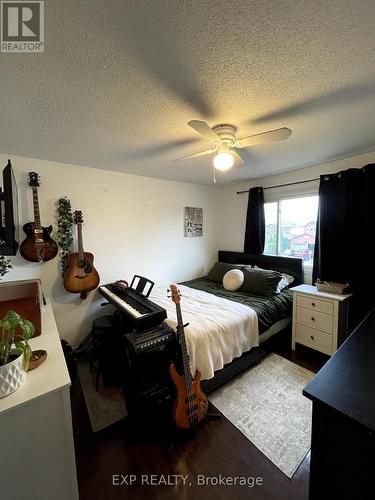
174 120 292 172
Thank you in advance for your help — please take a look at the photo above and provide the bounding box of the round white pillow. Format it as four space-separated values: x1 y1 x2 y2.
223 269 244 291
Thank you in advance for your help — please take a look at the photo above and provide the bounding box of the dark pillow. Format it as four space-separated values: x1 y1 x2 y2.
240 266 282 297
207 262 245 283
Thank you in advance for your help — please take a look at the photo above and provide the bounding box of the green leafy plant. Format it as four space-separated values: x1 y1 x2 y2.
0 255 12 278
0 310 35 369
56 197 73 277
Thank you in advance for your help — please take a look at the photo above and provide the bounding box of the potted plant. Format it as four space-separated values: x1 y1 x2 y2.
0 310 35 398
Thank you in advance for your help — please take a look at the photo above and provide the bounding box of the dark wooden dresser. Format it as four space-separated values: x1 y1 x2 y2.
303 308 375 500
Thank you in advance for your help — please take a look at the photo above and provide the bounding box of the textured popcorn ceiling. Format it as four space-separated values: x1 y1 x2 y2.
0 0 375 185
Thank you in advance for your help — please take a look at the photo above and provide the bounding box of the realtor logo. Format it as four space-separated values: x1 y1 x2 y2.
1 1 44 52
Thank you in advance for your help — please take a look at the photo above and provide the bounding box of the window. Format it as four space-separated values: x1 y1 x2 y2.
264 195 319 266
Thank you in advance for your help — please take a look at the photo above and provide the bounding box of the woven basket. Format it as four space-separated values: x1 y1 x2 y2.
315 280 349 295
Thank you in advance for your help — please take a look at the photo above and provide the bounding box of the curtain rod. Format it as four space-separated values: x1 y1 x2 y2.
236 177 320 194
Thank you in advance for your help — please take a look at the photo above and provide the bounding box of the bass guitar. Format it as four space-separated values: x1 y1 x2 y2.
63 210 100 299
20 172 58 262
169 284 208 429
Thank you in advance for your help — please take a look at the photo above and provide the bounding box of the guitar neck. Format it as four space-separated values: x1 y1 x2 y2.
77 223 85 261
32 187 41 229
176 303 192 390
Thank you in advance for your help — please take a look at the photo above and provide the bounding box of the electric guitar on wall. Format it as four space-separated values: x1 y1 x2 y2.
169 284 208 429
20 172 59 263
63 210 100 299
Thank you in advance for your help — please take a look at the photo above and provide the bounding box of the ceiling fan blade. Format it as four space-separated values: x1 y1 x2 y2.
188 120 219 141
237 127 292 148
232 148 250 165
174 148 215 162
231 150 245 166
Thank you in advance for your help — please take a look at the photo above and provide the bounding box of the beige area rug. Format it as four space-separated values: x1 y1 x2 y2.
210 353 314 478
77 362 127 432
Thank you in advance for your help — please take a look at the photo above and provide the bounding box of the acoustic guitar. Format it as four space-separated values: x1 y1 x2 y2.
20 172 58 263
63 210 100 299
169 284 208 429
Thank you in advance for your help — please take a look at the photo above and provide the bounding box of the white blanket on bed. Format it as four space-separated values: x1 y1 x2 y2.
150 284 259 380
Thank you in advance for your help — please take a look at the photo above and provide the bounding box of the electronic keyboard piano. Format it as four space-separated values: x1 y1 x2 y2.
99 281 167 329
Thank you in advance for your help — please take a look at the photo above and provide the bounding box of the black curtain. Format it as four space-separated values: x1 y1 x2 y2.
313 163 375 323
244 187 265 254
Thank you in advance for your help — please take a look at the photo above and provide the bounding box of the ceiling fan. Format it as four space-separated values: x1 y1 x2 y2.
174 121 292 171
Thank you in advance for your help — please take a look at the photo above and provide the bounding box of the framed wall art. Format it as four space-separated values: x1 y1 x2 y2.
184 207 203 237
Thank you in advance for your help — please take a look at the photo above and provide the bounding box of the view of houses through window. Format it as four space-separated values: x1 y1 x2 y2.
264 195 319 266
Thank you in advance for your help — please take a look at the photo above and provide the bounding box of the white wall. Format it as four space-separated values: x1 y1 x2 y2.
215 150 375 283
0 154 218 345
3 149 375 344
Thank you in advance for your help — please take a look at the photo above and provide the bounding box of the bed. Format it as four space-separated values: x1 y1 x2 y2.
151 251 303 394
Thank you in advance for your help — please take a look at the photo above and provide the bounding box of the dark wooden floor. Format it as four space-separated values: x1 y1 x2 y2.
71 330 328 500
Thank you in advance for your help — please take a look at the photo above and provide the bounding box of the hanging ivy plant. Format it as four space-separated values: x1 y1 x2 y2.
0 255 12 279
56 197 73 277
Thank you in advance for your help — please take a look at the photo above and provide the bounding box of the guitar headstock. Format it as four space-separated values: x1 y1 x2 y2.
73 210 84 224
28 172 40 187
169 284 181 304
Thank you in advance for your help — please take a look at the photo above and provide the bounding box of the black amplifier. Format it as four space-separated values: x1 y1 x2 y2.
124 322 176 354
123 322 177 427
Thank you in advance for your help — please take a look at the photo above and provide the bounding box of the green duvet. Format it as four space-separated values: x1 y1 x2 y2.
181 277 292 334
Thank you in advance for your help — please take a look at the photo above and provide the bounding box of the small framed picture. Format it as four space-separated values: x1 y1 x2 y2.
184 207 203 237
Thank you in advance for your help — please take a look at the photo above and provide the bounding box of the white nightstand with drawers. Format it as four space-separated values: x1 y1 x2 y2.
291 284 352 356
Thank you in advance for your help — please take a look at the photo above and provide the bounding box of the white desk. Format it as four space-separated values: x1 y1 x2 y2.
0 299 79 500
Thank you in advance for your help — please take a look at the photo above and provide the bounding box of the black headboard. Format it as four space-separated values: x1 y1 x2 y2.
218 251 304 286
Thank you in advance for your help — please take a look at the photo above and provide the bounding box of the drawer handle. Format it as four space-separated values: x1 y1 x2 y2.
311 302 316 307
310 335 315 340
311 317 315 321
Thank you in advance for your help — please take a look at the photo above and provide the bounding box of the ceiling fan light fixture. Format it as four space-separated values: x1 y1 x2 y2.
213 152 234 171
175 121 292 178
